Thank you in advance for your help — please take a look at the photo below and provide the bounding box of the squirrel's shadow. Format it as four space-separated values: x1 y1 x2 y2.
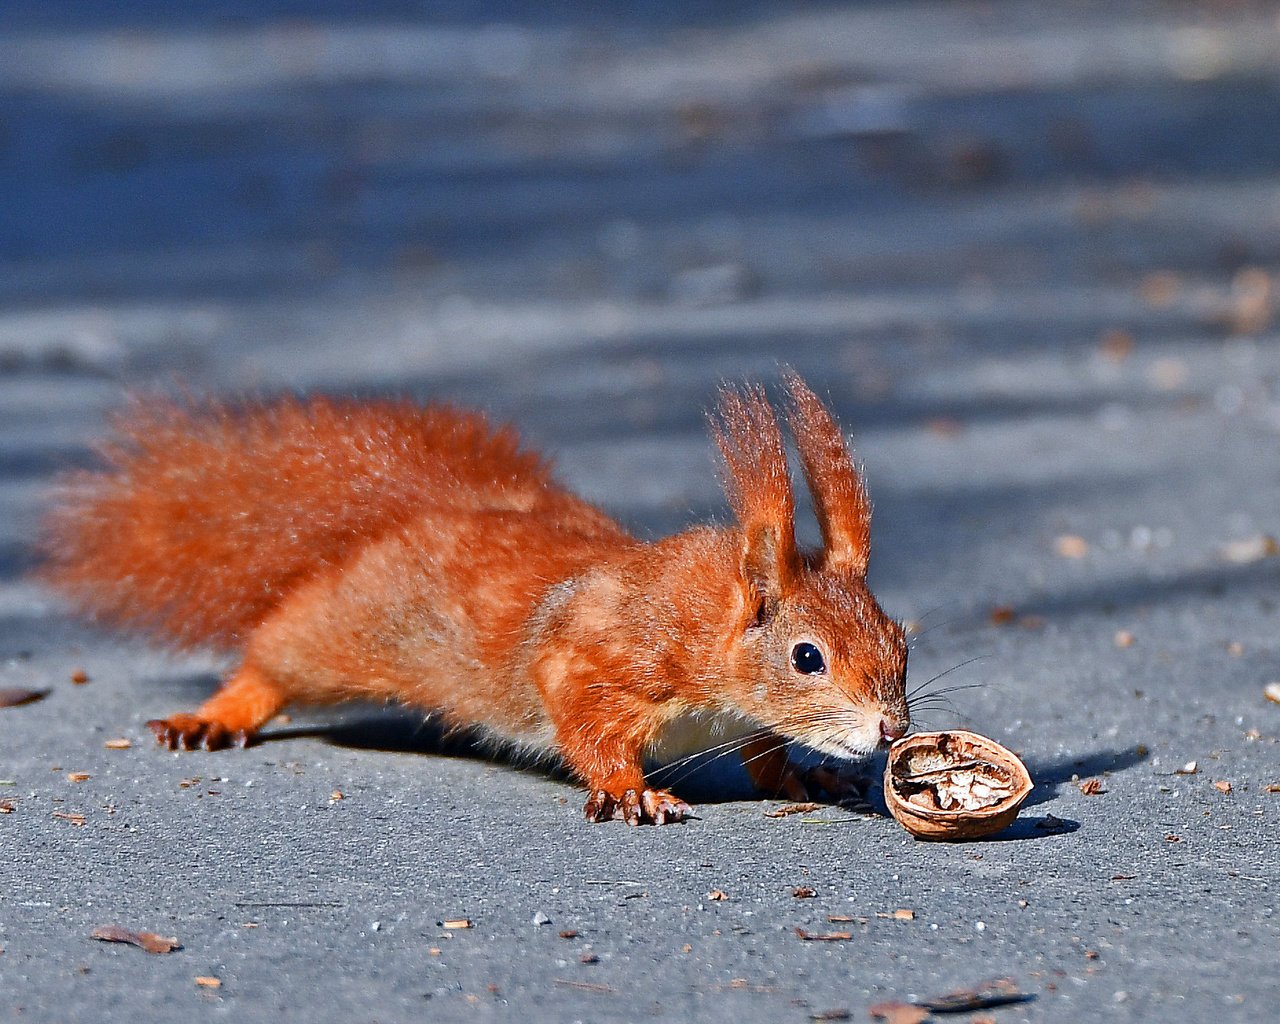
241 700 1138 833
263 706 765 803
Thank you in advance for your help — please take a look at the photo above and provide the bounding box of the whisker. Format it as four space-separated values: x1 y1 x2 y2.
905 615 965 644
654 734 785 791
906 656 990 699
908 684 987 708
903 603 958 630
910 708 972 729
649 727 770 776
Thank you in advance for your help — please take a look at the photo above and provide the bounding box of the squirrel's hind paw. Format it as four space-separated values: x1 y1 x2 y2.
147 714 251 752
583 787 692 826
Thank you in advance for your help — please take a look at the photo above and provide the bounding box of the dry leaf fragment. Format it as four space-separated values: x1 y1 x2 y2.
794 928 852 942
1265 784 1280 793
1165 834 1182 843
1213 780 1233 794
53 811 85 826
66 772 90 783
926 417 964 438
764 802 820 818
0 687 48 708
792 887 818 899
104 738 131 750
1054 534 1089 559
868 1002 929 1024
0 800 13 814
827 915 868 924
809 1011 852 1022
1078 778 1105 796
70 669 90 685
1175 761 1199 775
90 926 181 954
988 605 1017 626
553 979 613 993
330 790 344 802
1264 682 1280 705
1097 328 1135 362
1228 267 1274 335
917 977 1033 1012
440 919 472 930
558 930 579 939
194 976 221 988
707 890 728 901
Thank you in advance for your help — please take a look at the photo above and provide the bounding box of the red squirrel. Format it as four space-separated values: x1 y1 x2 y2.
39 373 909 825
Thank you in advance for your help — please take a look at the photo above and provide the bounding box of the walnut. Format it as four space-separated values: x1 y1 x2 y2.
884 731 1033 841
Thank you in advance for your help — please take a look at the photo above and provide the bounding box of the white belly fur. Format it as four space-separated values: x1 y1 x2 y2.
647 710 760 766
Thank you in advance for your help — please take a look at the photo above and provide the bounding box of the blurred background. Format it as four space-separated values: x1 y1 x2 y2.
4 0 1280 619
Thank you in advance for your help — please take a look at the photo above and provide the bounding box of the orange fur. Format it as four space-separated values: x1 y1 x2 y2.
783 371 873 575
38 378 909 824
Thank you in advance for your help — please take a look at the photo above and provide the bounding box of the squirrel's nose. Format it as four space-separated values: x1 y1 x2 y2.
880 717 906 744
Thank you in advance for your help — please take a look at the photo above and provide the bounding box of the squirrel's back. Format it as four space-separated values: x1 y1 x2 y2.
39 395 606 649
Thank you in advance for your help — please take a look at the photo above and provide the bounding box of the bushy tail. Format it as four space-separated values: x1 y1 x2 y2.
38 395 556 649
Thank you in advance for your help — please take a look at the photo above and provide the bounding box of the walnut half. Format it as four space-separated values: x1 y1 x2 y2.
884 731 1033 841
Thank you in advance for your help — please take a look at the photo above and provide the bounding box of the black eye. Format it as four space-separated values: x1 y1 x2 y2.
790 642 826 675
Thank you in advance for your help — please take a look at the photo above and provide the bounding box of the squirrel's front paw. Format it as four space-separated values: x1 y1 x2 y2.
804 763 873 806
147 714 251 752
583 787 692 825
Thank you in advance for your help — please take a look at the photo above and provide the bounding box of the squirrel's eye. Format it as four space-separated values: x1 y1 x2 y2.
790 642 827 675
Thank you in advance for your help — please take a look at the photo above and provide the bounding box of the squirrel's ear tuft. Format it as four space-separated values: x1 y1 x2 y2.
708 384 800 599
783 371 871 576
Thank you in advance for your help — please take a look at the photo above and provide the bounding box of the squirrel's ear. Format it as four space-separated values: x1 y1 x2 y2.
709 384 800 600
783 371 872 576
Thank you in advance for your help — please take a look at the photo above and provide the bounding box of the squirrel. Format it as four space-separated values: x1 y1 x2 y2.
38 372 909 825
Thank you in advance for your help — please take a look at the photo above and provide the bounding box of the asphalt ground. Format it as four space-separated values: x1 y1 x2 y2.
1 3 1278 1022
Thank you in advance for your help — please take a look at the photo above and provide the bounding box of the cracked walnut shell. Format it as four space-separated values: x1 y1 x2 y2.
884 731 1033 841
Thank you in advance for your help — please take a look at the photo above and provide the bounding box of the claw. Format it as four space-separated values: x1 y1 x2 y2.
640 788 692 825
146 715 247 752
582 787 692 825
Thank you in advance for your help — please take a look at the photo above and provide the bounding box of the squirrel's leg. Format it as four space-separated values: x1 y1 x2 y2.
739 733 813 802
147 661 285 752
552 715 692 826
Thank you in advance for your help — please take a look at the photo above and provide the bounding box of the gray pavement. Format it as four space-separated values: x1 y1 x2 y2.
1 2 1278 1022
